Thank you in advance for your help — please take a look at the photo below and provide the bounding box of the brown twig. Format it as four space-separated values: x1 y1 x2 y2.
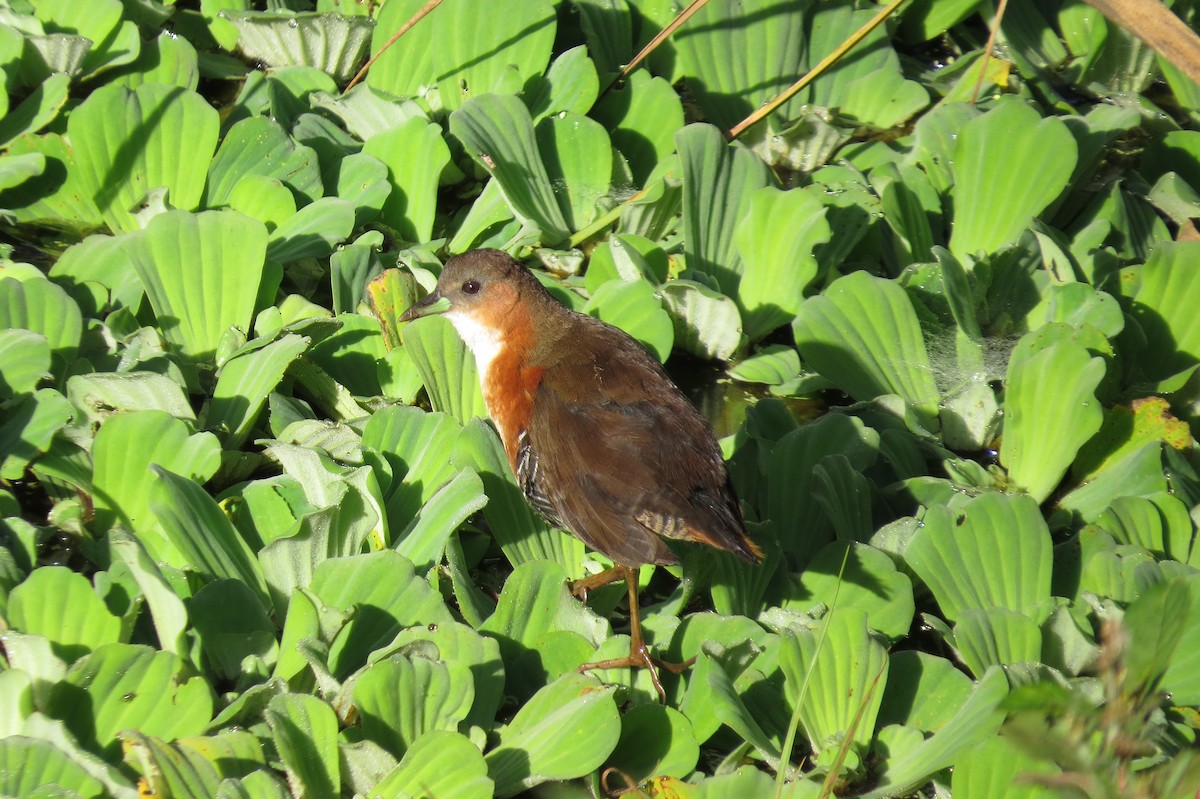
726 0 908 140
343 0 443 93
971 0 1010 104
607 0 710 90
1085 0 1200 85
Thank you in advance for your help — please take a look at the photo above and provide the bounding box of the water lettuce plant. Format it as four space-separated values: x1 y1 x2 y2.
2 0 1200 797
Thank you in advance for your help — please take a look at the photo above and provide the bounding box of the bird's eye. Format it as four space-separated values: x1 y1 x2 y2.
462 280 481 295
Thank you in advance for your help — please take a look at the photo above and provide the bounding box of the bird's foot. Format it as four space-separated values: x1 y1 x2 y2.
577 645 696 703
570 566 626 601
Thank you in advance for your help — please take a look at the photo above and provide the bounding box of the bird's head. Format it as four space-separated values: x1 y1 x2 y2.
399 249 556 360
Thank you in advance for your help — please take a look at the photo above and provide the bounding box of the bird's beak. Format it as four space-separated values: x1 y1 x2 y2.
399 291 452 323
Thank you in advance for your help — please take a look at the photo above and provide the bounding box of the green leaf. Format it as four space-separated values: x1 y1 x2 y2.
659 279 743 362
478 560 607 700
794 271 941 428
0 329 50 398
1095 493 1192 561
67 372 194 426
362 118 451 243
31 0 136 77
536 111 612 231
401 315 489 424
1060 442 1168 524
367 269 418 354
67 84 218 233
229 176 296 231
949 99 1077 258
122 730 271 799
768 413 880 565
665 0 808 132
49 232 140 310
732 186 829 341
780 607 888 756
91 410 221 544
223 11 373 84
266 197 355 262
1071 528 1162 604
384 621 505 733
396 467 487 573
593 71 684 185
0 736 107 799
0 152 44 192
677 123 774 298
999 336 1105 503
370 730 493 799
950 733 1060 799
368 0 556 111
900 0 982 41
7 566 121 662
484 672 620 798
0 132 103 230
703 653 782 767
1124 577 1192 694
877 651 974 733
1028 281 1124 338
1161 575 1200 705
584 278 673 363
150 467 271 605
954 608 1044 677
0 667 33 738
204 116 322 208
265 694 339 798
860 669 1008 799
270 589 325 684
786 542 915 640
303 313 387 397
450 94 570 244
189 579 278 683
905 492 1053 623
1130 241 1200 381
0 72 69 147
110 30 199 91
353 654 475 758
257 486 384 621
333 153 391 229
728 345 802 387
22 33 91 83
841 66 929 129
207 333 310 447
310 85 426 141
127 210 267 363
0 387 73 480
50 643 212 760
606 704 699 782
585 234 668 292
110 530 188 656
310 551 454 679
812 454 876 543
361 405 463 534
0 275 82 366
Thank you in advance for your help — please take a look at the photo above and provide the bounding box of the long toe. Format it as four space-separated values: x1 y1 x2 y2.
630 642 666 702
577 649 668 703
569 565 626 600
652 654 696 675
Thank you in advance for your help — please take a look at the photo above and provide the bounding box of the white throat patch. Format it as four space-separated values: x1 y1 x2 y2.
445 310 504 385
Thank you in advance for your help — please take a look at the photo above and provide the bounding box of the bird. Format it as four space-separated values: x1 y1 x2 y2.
399 248 762 700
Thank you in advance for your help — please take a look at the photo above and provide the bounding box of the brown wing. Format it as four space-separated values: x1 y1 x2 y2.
519 314 759 567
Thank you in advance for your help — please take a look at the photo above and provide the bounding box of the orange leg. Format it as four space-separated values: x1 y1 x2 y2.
577 565 695 702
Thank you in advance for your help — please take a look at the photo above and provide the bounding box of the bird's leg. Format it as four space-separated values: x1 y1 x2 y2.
576 566 695 702
570 565 625 601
